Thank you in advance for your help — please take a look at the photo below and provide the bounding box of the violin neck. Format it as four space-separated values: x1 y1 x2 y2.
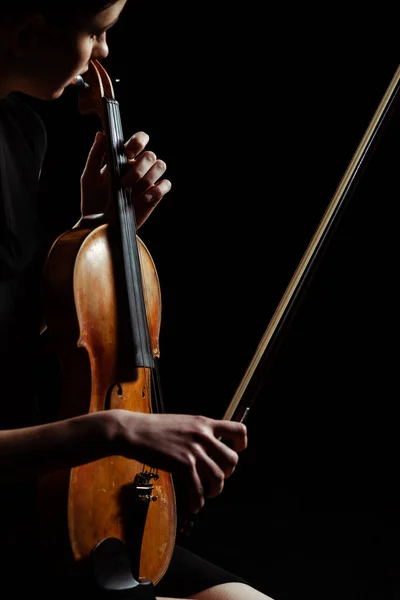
104 96 155 370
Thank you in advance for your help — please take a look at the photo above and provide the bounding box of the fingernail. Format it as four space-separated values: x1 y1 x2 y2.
144 193 154 202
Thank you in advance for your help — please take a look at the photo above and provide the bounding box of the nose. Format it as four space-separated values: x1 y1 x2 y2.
92 34 109 60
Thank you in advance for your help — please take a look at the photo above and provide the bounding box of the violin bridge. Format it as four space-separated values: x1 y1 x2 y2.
133 470 159 503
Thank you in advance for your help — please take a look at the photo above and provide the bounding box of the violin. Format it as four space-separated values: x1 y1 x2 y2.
36 59 176 584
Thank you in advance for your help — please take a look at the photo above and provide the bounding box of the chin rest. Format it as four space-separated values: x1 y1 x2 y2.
90 537 156 599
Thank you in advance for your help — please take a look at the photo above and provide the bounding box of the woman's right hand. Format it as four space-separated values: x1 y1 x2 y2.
110 410 247 515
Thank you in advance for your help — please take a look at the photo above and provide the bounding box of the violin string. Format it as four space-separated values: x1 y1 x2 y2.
111 101 164 485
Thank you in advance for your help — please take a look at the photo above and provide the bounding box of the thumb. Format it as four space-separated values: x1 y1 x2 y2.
82 131 106 177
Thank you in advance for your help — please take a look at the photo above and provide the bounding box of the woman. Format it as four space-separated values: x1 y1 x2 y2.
0 1 273 599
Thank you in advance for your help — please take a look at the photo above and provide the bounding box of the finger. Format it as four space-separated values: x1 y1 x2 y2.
138 160 168 193
121 151 159 189
143 178 172 204
184 456 206 515
134 179 172 229
213 421 248 453
201 437 240 481
124 131 150 160
195 448 227 498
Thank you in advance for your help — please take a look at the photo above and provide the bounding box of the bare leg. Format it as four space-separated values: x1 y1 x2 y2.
187 582 274 599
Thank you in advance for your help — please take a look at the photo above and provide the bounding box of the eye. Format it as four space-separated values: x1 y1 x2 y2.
90 31 105 41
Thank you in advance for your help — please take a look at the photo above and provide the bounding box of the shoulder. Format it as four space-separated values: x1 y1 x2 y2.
0 93 47 171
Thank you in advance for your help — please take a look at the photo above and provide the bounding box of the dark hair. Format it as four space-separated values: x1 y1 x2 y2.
0 1 115 21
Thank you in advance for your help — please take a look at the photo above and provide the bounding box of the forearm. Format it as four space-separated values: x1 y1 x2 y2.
0 411 117 483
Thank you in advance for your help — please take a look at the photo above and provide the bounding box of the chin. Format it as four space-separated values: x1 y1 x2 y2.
50 88 66 100
24 83 66 102
42 83 70 101
45 76 78 100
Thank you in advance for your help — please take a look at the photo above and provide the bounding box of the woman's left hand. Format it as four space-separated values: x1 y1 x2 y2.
80 130 172 228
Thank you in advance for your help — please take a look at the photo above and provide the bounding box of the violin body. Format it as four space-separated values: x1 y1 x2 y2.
37 222 176 584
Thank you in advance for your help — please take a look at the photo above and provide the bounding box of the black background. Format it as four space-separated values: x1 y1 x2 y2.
33 4 400 599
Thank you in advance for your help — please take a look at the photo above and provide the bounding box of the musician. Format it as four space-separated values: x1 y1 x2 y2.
0 1 272 598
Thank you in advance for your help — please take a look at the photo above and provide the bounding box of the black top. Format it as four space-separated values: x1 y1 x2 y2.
0 92 47 428
0 93 48 572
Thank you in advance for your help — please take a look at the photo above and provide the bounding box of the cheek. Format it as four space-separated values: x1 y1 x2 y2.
61 38 93 78
68 41 92 74
77 40 94 66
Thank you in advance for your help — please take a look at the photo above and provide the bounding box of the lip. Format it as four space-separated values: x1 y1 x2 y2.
70 69 89 86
